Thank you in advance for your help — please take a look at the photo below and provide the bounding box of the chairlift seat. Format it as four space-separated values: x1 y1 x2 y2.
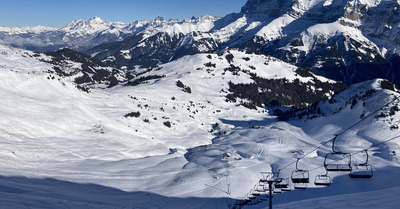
324 152 352 172
349 164 373 179
294 182 307 190
255 184 267 193
291 170 310 183
325 163 352 171
251 189 261 196
314 175 331 186
274 178 289 188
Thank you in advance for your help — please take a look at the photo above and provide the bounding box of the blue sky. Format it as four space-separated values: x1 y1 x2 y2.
0 0 248 28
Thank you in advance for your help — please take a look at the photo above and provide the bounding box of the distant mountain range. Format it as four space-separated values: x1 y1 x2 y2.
1 0 400 87
0 15 219 53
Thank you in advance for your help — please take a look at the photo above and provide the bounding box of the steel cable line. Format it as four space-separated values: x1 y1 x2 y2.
279 95 399 172
294 134 400 177
234 95 400 207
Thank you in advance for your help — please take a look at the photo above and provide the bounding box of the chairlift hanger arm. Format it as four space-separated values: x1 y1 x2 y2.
363 149 369 165
296 158 301 171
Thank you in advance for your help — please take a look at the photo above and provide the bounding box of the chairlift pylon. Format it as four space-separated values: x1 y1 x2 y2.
291 158 309 189
324 135 352 172
349 149 373 179
314 170 332 186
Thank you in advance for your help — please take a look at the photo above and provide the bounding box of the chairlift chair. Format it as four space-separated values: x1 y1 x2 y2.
275 177 291 191
273 188 282 193
274 178 290 189
274 170 290 189
272 180 283 193
291 158 310 190
294 182 308 190
255 183 267 194
251 188 261 197
314 170 332 186
349 150 373 179
291 158 310 184
324 135 352 172
282 186 292 192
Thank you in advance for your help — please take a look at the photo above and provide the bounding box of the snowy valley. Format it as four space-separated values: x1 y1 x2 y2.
0 42 400 208
1 0 400 209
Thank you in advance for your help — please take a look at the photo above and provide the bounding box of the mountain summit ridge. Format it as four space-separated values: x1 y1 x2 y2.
83 0 400 86
0 15 220 52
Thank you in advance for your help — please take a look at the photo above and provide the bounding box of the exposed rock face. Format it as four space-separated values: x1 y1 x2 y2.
241 0 295 17
3 0 400 86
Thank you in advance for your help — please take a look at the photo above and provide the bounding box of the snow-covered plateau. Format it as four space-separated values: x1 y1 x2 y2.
0 43 400 209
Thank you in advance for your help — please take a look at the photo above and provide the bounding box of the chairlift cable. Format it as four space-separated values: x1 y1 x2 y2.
304 134 400 174
279 95 399 172
240 96 400 204
336 95 399 136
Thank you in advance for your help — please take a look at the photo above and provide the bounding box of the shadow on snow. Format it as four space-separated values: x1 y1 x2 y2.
0 175 231 209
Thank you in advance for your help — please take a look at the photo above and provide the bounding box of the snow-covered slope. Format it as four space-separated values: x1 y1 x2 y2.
1 44 400 208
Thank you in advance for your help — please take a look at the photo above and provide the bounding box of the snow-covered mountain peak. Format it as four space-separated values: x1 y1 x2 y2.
89 16 104 22
136 16 219 39
154 16 166 22
61 16 113 34
197 14 220 22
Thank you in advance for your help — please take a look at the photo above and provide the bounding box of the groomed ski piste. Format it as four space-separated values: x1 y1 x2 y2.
0 44 399 208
